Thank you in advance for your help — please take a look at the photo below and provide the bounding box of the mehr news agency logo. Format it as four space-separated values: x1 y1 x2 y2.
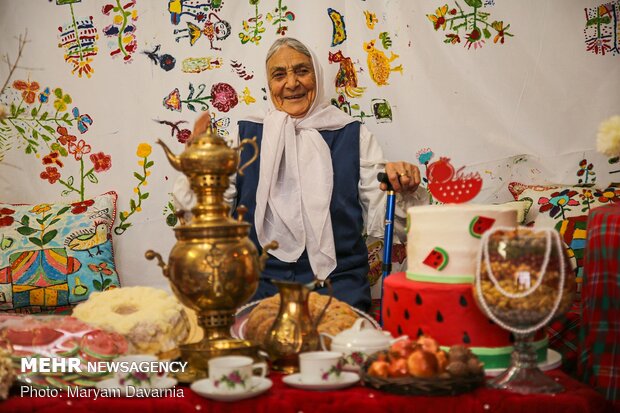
20 357 187 398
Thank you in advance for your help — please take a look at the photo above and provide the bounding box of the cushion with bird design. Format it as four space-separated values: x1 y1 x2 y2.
0 191 120 314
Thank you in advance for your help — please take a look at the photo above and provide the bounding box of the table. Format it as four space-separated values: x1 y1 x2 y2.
1 370 613 413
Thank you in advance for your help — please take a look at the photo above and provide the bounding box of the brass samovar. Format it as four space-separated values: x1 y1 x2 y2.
145 126 277 381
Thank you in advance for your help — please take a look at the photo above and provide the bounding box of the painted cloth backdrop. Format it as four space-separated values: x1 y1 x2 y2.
0 0 618 294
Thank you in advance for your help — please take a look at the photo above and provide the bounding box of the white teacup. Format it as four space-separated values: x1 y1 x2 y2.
208 356 267 394
298 351 345 384
115 355 165 388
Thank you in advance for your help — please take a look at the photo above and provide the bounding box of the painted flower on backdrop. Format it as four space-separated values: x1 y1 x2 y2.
40 167 61 184
53 88 73 112
12 80 40 104
68 139 92 161
0 208 16 227
211 83 239 112
73 107 93 134
136 143 152 158
576 158 596 185
417 148 434 166
155 120 192 144
538 189 579 220
71 199 95 214
57 126 77 147
596 115 620 157
163 88 182 112
593 187 620 204
90 152 112 173
163 83 238 113
115 143 154 235
43 151 64 168
39 87 51 104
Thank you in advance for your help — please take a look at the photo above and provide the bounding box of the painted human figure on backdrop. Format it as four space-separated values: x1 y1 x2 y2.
174 13 231 50
174 37 428 312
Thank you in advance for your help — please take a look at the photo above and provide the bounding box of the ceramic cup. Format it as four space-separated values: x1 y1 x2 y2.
208 355 267 394
298 351 345 384
114 354 165 388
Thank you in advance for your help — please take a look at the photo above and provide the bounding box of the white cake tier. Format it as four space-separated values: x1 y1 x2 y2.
406 204 519 283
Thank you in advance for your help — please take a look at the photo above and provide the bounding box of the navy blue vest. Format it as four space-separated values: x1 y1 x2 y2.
235 121 370 309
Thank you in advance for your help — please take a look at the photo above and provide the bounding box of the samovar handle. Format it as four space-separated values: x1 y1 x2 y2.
145 250 169 278
234 136 258 176
259 241 279 272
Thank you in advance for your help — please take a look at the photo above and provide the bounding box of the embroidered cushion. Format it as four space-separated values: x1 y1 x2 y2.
0 191 121 313
508 182 619 282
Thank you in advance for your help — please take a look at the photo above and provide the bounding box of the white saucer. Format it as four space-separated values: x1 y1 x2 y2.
485 349 562 377
282 372 359 391
95 377 178 396
191 376 272 402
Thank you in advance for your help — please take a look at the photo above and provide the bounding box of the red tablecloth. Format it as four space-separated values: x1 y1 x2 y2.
1 370 614 413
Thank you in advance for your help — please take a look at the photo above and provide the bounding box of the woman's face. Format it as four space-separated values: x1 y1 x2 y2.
267 46 316 118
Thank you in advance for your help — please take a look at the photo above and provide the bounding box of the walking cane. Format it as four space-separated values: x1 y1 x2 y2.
377 172 396 327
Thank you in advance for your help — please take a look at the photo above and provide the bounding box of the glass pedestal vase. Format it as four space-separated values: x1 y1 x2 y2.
474 226 575 395
488 332 562 394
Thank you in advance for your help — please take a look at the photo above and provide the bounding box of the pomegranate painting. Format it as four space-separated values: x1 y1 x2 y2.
426 157 482 204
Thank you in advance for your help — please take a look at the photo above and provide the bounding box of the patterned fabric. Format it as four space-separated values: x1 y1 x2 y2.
579 204 620 403
547 298 581 375
0 192 121 313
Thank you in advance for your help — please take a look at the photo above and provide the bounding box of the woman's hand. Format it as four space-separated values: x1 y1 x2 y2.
191 111 212 140
380 162 421 193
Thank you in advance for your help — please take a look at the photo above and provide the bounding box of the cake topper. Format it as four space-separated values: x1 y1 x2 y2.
426 157 483 203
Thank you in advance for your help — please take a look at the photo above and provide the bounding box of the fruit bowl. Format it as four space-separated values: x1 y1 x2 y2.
359 352 485 396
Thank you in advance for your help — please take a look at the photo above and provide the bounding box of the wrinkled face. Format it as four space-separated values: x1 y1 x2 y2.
267 46 316 118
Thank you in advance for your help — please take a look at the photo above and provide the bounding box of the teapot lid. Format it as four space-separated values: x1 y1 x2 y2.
331 318 393 347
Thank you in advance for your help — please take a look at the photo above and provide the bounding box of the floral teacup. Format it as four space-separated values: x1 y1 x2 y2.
208 356 267 394
115 355 165 388
298 351 345 384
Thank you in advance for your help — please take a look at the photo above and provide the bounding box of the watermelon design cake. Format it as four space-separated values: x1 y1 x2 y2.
406 204 519 283
382 273 547 369
382 204 548 369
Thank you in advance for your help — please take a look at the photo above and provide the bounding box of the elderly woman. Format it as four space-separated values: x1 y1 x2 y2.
175 37 427 312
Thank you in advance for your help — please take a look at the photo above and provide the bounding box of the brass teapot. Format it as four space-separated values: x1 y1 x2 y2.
145 126 277 380
264 279 332 373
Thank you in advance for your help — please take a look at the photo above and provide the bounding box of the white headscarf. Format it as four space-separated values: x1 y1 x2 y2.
248 39 355 281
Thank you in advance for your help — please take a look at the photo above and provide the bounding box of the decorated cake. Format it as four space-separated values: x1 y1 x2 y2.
72 286 190 357
382 204 548 369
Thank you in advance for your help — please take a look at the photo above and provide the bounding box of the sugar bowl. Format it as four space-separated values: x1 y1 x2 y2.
320 318 408 370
